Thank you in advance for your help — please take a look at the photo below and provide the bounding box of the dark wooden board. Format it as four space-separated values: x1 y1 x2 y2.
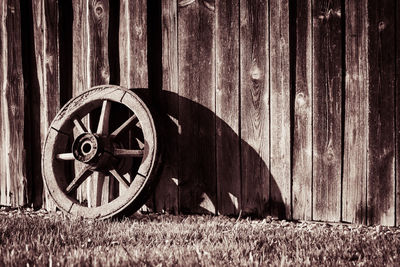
269 0 291 219
71 0 89 205
31 0 60 210
0 0 6 205
312 0 342 222
119 1 152 212
2 0 26 206
154 0 179 214
367 0 396 226
292 0 312 221
397 0 400 227
215 0 240 215
342 0 368 224
240 0 270 217
178 1 216 214
119 1 148 88
88 0 111 206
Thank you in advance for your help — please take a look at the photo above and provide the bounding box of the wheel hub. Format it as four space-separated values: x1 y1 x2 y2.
72 132 116 171
72 133 99 163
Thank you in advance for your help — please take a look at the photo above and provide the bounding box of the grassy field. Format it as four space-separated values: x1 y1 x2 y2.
1 208 400 266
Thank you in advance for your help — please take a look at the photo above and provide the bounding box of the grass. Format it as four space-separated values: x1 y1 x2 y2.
1 208 400 266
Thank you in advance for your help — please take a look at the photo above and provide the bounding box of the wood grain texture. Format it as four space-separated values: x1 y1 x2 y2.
119 0 148 88
43 0 61 210
342 0 368 224
397 0 400 227
71 0 90 205
154 0 179 214
72 0 89 96
215 0 240 215
178 1 216 214
240 0 270 216
270 0 291 219
292 0 312 221
367 0 396 226
88 0 111 206
1 0 27 206
0 0 6 205
312 0 342 222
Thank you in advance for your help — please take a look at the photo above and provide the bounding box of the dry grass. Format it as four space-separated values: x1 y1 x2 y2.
1 208 400 266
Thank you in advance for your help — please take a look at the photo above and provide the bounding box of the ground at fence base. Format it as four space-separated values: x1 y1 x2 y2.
1 207 400 266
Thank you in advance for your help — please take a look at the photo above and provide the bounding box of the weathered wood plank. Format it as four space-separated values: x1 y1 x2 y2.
88 0 110 206
178 1 216 214
71 0 89 205
367 0 396 226
215 0 240 215
1 0 27 206
312 0 342 222
154 0 179 214
119 0 148 88
342 0 368 224
0 0 6 205
270 0 291 219
292 0 312 221
397 0 400 228
120 0 152 212
32 0 61 210
72 0 89 96
240 0 270 216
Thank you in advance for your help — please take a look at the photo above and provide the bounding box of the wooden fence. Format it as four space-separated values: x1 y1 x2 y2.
0 0 399 226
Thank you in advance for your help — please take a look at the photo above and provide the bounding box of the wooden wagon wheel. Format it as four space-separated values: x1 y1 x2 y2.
42 85 161 219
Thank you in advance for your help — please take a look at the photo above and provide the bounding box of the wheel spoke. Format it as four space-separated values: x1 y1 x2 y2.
110 114 138 138
96 100 112 135
114 148 144 157
73 118 88 134
66 166 92 193
56 153 75 161
109 169 130 189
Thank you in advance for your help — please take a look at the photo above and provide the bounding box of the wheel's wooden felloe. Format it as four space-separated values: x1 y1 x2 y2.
42 85 160 219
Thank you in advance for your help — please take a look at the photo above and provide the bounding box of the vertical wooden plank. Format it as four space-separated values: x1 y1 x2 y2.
0 0 27 206
342 0 368 224
240 0 270 216
312 0 342 222
0 0 6 205
292 0 312 221
119 0 152 212
72 0 90 203
397 0 400 227
72 0 88 97
71 0 89 205
88 0 110 206
154 0 179 214
215 1 240 215
44 0 61 210
367 0 396 226
119 0 148 88
32 0 60 210
178 1 216 214
270 0 291 219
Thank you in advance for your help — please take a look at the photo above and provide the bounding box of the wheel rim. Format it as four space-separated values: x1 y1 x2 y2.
42 85 159 219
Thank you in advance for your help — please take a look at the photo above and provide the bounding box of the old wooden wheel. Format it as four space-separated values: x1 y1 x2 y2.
42 85 160 219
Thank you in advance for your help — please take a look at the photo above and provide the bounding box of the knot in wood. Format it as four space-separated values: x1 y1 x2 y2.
250 65 261 80
378 21 386 32
95 5 103 17
295 93 306 107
